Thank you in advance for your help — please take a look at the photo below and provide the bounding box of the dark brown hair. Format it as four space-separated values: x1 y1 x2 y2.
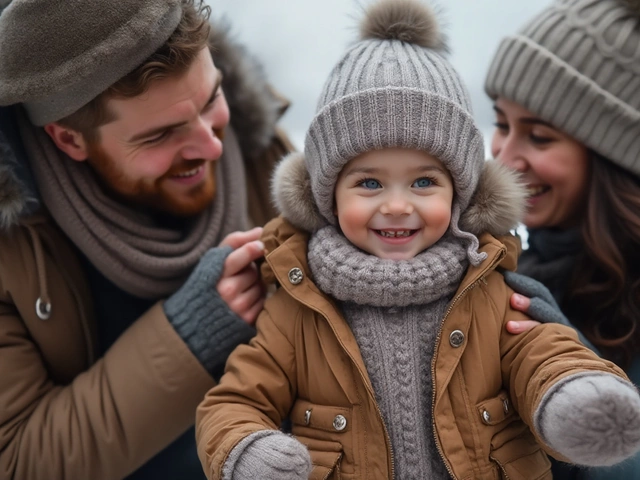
57 0 212 142
563 152 640 368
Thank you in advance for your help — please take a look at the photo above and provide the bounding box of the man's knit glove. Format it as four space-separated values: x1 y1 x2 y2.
534 372 640 466
223 430 312 480
502 270 599 353
164 246 255 378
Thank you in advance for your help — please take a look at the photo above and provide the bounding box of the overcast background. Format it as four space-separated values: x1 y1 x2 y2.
206 0 553 151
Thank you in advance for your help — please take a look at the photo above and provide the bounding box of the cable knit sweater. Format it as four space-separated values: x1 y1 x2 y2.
307 226 468 479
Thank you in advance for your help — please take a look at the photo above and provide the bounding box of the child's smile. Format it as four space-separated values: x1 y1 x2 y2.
334 148 454 260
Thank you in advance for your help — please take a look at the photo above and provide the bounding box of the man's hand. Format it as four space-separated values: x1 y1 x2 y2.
218 227 267 325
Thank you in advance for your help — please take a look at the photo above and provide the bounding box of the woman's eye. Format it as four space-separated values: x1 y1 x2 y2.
530 134 553 145
413 177 433 188
493 121 509 132
360 179 381 189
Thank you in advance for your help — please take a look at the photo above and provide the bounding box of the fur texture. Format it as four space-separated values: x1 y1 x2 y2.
271 153 325 232
272 153 524 236
359 0 448 52
209 20 285 161
459 161 526 236
0 128 33 228
535 372 640 466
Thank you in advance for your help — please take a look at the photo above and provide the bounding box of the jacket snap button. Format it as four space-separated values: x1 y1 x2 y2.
288 267 304 285
333 414 347 431
482 410 491 424
449 330 465 348
304 409 312 426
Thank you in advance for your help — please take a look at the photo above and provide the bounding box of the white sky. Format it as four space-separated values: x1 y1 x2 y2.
206 0 552 150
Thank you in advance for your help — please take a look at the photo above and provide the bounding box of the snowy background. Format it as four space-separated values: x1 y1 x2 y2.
205 0 553 151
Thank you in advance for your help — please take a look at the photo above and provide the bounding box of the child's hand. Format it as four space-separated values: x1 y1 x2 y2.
217 227 266 325
534 373 640 467
223 430 312 480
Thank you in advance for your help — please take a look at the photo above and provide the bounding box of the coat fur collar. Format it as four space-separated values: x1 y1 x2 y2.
271 152 526 237
0 21 287 229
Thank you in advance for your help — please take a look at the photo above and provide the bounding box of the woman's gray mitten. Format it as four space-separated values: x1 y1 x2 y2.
502 270 599 353
535 372 640 466
224 430 312 480
164 246 255 377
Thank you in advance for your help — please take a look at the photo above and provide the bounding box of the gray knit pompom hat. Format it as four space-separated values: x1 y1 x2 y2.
485 0 640 177
0 0 184 126
305 0 486 264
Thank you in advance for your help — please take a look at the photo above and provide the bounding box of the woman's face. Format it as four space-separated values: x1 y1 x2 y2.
491 97 591 229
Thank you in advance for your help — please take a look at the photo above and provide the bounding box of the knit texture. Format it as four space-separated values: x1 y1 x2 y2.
534 372 640 466
18 110 249 299
342 303 451 480
0 0 182 125
222 430 312 480
308 226 468 307
303 0 486 265
308 226 467 478
485 0 640 176
164 245 255 377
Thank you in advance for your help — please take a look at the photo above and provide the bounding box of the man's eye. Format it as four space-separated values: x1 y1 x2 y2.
413 177 433 188
144 131 169 145
359 178 381 189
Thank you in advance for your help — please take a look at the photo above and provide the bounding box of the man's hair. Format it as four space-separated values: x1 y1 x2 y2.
57 0 211 142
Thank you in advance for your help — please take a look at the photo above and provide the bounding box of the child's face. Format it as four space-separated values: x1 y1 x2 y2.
334 148 454 260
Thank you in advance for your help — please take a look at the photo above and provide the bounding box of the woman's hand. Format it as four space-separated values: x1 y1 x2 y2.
506 292 541 334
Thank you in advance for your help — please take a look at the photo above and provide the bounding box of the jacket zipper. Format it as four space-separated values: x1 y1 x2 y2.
430 250 507 480
311 307 396 478
489 455 512 480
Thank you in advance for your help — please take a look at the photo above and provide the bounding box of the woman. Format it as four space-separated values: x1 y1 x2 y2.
484 0 640 478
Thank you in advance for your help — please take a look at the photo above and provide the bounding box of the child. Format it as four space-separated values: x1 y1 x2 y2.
196 1 640 478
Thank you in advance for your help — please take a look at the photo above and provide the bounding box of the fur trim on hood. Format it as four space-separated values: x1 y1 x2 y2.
209 20 288 161
0 19 286 229
272 152 526 237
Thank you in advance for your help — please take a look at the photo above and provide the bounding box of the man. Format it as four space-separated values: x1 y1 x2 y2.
0 1 292 478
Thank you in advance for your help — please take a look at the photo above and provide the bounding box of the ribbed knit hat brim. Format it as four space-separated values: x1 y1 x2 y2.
485 0 640 176
306 88 484 225
0 0 183 125
486 34 640 176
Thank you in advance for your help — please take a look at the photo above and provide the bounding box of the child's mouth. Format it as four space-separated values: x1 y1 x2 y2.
374 229 418 238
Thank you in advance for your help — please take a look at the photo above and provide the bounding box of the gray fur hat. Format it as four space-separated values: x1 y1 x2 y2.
301 0 487 264
0 0 184 125
485 0 640 177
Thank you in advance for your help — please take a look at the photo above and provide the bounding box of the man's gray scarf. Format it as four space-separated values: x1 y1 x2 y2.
308 226 468 479
18 111 248 299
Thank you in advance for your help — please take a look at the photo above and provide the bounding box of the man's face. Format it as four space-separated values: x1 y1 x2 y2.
85 48 230 216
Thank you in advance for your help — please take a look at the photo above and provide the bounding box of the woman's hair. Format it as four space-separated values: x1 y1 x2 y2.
564 152 640 368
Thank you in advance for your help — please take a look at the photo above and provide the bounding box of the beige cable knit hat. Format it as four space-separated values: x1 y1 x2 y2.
485 0 640 176
0 0 183 125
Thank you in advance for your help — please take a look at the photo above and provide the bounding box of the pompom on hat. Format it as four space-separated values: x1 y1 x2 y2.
302 0 487 264
485 0 640 176
0 0 184 125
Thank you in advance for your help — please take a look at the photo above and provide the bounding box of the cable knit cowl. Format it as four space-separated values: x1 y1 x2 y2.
307 225 468 308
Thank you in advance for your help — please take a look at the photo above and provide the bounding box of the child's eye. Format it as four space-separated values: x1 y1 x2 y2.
358 178 381 189
412 177 433 188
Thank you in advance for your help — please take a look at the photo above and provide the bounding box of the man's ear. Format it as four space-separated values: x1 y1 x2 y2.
43 123 89 161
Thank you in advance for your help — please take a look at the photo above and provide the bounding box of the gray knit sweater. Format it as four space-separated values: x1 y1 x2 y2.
307 226 468 479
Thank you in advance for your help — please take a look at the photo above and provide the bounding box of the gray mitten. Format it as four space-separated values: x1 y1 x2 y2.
164 246 255 377
502 270 599 353
534 372 640 466
223 430 312 480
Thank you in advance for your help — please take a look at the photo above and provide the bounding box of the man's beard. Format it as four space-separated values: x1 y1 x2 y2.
85 131 224 217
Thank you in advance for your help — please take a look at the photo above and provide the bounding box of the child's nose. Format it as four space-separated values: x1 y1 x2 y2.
380 193 413 216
